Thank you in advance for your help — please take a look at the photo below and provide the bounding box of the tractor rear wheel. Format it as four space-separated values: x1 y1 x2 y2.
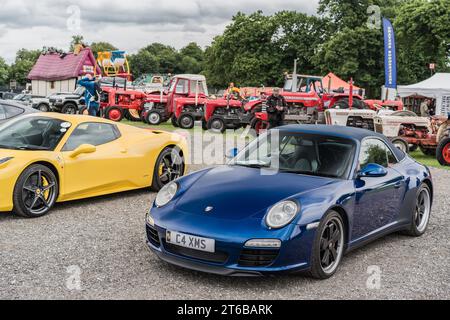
178 114 195 129
436 137 450 166
202 119 208 130
146 110 163 125
171 116 179 128
124 109 142 122
420 146 436 157
105 106 124 122
207 117 226 133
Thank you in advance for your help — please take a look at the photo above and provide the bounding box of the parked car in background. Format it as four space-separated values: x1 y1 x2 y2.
0 92 17 100
48 87 85 114
8 94 45 107
0 100 39 125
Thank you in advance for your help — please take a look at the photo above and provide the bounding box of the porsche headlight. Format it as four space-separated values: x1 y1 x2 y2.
265 200 299 229
155 182 178 207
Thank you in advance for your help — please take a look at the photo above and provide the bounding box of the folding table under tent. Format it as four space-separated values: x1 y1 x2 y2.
397 73 450 116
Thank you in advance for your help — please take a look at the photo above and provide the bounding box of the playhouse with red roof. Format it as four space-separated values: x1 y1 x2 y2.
28 47 101 96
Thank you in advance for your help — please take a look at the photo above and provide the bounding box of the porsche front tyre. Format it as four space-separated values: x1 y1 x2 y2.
13 164 59 218
151 147 185 191
309 210 345 279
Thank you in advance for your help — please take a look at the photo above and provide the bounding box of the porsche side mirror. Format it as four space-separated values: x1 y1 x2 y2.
226 148 239 159
70 144 96 158
357 163 388 178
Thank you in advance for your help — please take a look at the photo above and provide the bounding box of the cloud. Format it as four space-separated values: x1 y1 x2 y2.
0 0 319 63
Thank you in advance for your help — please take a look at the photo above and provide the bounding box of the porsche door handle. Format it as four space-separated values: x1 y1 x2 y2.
394 181 403 189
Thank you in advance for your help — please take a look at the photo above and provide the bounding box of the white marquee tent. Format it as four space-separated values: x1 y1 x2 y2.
397 73 450 116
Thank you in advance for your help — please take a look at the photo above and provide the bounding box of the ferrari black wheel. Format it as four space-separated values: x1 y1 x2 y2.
151 147 184 191
309 210 345 279
13 164 59 218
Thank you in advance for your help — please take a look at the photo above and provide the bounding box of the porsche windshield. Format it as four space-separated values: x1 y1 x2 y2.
0 116 70 151
233 131 356 179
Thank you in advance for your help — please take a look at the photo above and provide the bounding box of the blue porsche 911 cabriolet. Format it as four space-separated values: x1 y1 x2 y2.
146 125 433 279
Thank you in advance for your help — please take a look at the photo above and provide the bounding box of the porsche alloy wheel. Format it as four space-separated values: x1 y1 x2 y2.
310 211 345 279
13 164 59 218
404 184 431 237
152 147 184 191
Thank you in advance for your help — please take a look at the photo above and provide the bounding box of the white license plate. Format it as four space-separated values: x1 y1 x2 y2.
166 230 215 253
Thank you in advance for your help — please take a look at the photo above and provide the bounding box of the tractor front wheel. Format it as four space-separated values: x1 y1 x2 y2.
436 137 450 166
105 106 124 122
207 117 226 133
178 114 195 129
146 110 163 125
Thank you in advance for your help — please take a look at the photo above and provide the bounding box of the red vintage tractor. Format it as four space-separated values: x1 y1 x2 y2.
202 95 244 133
141 74 208 129
81 86 148 122
141 74 249 131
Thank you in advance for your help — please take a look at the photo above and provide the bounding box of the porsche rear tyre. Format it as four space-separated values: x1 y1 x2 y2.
13 164 59 218
309 210 345 279
403 184 431 237
151 147 185 191
436 137 450 166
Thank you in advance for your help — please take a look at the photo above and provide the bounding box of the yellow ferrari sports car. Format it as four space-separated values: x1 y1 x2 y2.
0 113 188 218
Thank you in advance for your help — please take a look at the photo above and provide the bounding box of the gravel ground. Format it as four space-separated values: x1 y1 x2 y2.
0 165 449 300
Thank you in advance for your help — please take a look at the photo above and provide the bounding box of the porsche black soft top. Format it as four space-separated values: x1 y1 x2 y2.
278 124 406 161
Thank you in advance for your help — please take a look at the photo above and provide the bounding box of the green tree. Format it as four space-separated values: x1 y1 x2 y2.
204 11 283 88
9 49 41 86
90 42 118 58
394 0 450 84
0 57 9 87
70 35 85 51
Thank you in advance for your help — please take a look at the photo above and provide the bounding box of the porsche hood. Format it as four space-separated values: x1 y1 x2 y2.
174 166 338 220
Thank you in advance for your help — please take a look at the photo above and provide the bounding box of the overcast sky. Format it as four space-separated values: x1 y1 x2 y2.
0 0 319 64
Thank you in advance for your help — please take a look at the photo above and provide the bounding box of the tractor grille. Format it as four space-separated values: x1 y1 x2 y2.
238 249 279 267
163 241 229 264
146 225 161 248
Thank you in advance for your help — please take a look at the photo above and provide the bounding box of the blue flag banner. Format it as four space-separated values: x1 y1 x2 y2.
383 18 397 88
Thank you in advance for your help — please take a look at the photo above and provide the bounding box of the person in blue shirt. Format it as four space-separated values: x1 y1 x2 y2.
77 74 100 116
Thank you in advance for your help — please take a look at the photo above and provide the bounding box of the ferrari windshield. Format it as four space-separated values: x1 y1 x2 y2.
0 116 70 151
233 131 356 179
